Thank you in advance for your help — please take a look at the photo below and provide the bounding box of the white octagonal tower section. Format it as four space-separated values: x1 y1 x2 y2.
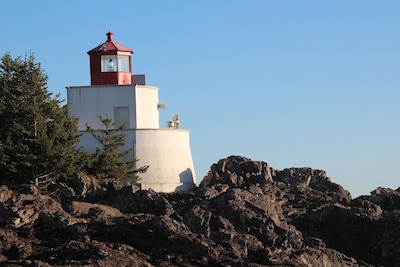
67 83 197 192
67 84 159 130
134 129 196 192
135 85 159 129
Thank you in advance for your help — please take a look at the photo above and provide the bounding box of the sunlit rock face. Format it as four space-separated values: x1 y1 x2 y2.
0 155 399 266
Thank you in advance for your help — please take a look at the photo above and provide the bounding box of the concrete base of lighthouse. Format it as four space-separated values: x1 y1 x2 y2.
134 129 196 192
78 128 196 193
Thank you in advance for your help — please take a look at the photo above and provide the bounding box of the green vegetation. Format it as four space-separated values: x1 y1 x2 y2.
85 115 148 183
0 52 147 190
0 52 81 187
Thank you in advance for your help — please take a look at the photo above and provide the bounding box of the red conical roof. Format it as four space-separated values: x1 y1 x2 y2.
87 32 133 54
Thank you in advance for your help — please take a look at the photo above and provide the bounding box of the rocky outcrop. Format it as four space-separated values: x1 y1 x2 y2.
0 155 399 266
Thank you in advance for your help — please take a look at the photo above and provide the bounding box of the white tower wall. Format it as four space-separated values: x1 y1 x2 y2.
67 85 136 130
67 83 197 193
67 85 160 130
135 85 159 128
134 129 196 192
76 129 196 192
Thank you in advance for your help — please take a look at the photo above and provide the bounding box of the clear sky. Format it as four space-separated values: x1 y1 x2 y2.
2 1 399 197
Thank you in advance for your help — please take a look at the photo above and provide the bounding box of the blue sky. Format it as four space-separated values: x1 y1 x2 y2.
2 1 399 197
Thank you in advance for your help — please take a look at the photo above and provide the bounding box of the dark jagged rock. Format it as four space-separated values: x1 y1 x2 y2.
201 155 274 189
0 155 398 266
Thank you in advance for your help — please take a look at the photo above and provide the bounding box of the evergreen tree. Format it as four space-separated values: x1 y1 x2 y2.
0 52 81 187
85 115 148 183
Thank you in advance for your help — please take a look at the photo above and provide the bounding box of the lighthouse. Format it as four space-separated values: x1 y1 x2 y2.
87 31 133 86
66 32 196 192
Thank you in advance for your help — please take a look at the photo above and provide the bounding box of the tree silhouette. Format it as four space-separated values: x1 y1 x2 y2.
0 52 81 187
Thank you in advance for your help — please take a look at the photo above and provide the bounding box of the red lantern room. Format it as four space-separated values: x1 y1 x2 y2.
87 32 133 85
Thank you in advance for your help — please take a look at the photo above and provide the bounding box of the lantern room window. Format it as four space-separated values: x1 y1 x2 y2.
118 55 130 72
101 55 130 72
101 55 117 72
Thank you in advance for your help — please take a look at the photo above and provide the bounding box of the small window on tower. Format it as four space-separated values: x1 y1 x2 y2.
101 55 117 72
114 107 129 128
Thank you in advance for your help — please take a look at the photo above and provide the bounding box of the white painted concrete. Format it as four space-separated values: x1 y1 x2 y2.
67 83 197 192
67 84 160 131
67 85 136 130
135 85 159 129
134 129 196 192
77 129 196 192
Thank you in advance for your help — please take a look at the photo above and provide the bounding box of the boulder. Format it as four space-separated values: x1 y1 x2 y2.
0 185 13 203
201 155 273 189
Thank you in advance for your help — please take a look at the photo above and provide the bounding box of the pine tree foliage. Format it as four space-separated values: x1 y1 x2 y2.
85 115 148 183
0 52 81 186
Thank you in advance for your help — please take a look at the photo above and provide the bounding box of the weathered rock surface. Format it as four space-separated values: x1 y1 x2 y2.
0 155 399 266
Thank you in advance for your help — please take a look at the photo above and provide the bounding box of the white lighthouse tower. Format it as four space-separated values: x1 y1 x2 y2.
66 32 196 192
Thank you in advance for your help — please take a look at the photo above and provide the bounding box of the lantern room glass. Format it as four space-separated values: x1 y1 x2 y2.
118 55 130 72
101 55 130 72
101 55 117 72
